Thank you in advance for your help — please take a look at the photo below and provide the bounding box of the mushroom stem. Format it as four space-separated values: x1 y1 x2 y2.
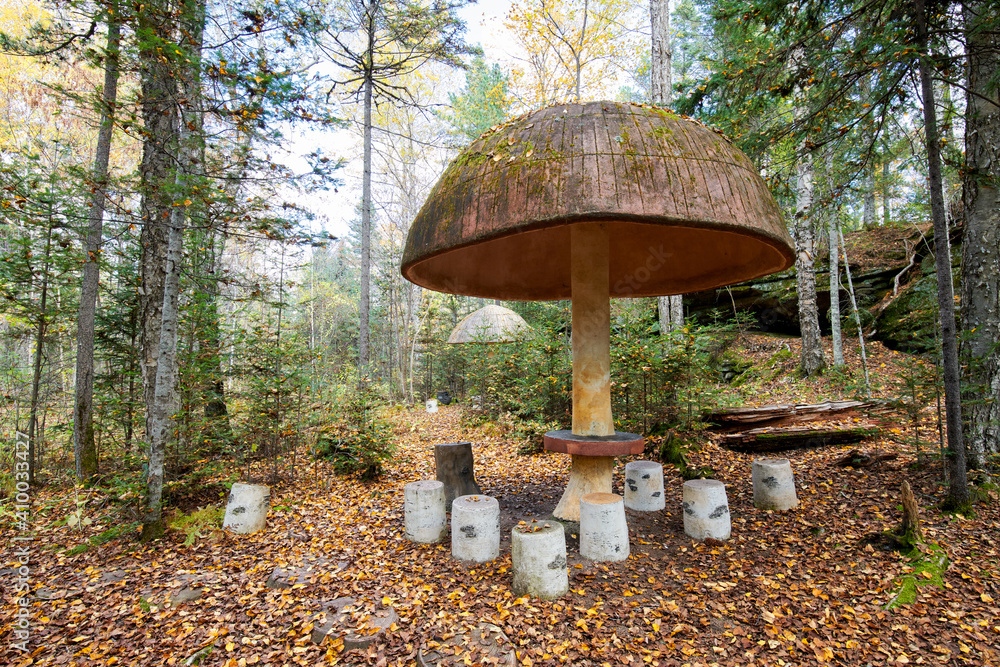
552 455 615 522
571 223 613 436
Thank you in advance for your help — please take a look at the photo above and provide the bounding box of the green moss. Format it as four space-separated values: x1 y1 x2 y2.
168 506 224 547
885 543 948 609
63 522 138 556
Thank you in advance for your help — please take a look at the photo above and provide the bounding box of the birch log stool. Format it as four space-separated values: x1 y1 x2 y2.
752 458 799 511
223 483 270 534
435 442 482 511
511 520 568 599
682 479 731 541
451 495 500 563
404 480 447 544
579 493 630 562
623 460 665 511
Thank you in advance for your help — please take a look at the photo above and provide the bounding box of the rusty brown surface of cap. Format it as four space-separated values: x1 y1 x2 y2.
401 101 794 300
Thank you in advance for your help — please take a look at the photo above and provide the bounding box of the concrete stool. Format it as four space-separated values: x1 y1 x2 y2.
752 458 799 511
511 520 568 599
682 479 731 541
623 461 665 511
404 480 447 544
579 493 629 562
223 483 270 534
451 495 500 562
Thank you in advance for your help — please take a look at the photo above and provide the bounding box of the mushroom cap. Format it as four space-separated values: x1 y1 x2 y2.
447 304 532 344
402 101 794 300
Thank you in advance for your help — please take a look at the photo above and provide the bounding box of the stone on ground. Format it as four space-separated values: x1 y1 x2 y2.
310 597 399 650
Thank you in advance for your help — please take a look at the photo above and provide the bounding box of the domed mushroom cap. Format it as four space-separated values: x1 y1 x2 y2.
447 304 532 344
402 101 793 300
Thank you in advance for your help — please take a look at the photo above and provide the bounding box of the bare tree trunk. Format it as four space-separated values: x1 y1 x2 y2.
960 0 1000 469
143 199 185 540
828 213 844 368
839 227 871 397
649 0 671 104
138 3 179 444
74 8 120 484
916 0 968 509
27 212 54 486
358 1 375 375
795 150 824 377
882 136 892 226
651 0 683 334
863 168 876 230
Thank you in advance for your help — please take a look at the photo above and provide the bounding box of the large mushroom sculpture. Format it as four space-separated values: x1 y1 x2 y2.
402 101 794 521
447 304 532 344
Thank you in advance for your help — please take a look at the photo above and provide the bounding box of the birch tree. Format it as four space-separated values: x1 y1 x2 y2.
504 0 640 106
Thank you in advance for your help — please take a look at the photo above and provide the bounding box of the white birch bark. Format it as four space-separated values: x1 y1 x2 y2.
828 213 843 368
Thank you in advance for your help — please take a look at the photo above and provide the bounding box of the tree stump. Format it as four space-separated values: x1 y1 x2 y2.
434 442 482 510
579 493 629 562
682 479 731 541
403 480 447 544
451 495 500 563
511 520 568 600
624 460 665 511
899 480 922 543
223 483 270 534
752 458 799 511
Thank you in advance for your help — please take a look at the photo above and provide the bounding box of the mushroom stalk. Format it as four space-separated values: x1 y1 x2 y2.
551 223 617 522
571 223 613 436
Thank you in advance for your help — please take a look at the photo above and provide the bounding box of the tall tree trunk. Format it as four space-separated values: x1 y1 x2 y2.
863 168 876 229
141 0 204 537
882 136 891 226
142 196 185 540
651 0 683 334
358 1 376 375
138 3 179 443
839 227 871 396
795 149 824 377
27 211 54 487
960 0 1000 469
74 8 120 484
828 212 843 367
916 0 968 508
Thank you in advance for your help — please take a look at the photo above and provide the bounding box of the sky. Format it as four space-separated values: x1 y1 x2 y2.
297 2 519 240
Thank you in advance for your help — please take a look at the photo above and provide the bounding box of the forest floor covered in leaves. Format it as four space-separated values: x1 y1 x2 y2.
2 335 999 666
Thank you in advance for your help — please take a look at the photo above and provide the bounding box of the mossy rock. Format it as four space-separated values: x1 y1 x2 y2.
874 273 940 353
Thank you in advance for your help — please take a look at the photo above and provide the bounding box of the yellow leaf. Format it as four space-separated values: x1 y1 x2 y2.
226 642 235 652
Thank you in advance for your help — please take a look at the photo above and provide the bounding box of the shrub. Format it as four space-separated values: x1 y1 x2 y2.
315 374 395 481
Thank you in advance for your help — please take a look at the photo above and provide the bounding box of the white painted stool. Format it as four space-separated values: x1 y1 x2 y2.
682 479 731 541
511 520 568 599
752 458 799 511
404 480 447 544
623 461 665 511
223 483 270 534
579 493 629 562
451 495 500 562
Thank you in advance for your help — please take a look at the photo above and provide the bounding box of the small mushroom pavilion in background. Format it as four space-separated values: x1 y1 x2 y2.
402 101 794 522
